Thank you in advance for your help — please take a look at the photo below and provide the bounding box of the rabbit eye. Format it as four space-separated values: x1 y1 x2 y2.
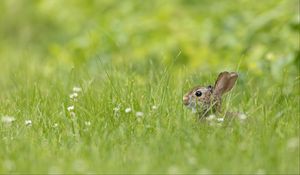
195 91 202 97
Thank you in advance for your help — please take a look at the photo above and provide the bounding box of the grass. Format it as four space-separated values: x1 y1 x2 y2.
0 0 299 174
0 58 299 174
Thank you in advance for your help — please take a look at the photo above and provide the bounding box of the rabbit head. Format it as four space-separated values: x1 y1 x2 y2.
183 71 238 117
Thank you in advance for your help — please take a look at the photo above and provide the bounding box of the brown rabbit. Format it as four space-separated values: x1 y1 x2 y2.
183 71 238 119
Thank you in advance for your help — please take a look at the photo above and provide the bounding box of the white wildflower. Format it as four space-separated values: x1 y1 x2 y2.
206 114 216 121
136 111 144 117
125 108 132 113
25 120 32 126
73 86 82 92
113 106 120 112
85 121 91 126
1 116 15 124
53 123 58 128
152 105 158 110
70 111 76 117
216 118 224 122
239 113 247 120
67 105 74 111
69 92 78 99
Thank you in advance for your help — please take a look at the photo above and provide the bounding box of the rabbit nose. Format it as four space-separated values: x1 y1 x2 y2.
183 96 189 105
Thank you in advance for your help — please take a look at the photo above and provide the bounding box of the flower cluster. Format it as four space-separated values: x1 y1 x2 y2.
1 115 32 127
113 104 159 121
25 120 32 126
124 107 142 116
67 86 82 118
66 86 91 128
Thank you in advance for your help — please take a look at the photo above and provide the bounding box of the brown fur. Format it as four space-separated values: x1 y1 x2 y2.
183 72 238 119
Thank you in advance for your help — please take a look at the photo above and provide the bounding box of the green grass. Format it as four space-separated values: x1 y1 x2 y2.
0 0 299 174
0 59 299 174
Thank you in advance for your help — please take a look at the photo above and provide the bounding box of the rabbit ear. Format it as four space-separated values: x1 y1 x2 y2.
226 72 238 92
213 72 238 96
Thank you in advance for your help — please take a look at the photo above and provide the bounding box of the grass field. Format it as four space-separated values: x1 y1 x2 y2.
0 0 299 174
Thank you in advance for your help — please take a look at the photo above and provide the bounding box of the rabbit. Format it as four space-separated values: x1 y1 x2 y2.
183 71 239 120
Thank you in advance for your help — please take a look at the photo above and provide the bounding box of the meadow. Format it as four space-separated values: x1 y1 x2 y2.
0 0 299 174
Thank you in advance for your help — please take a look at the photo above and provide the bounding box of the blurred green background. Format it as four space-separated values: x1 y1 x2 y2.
0 0 299 173
0 0 298 81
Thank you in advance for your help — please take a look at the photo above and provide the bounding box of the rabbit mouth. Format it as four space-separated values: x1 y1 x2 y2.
183 95 211 115
186 99 202 112
183 95 196 108
185 98 211 114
